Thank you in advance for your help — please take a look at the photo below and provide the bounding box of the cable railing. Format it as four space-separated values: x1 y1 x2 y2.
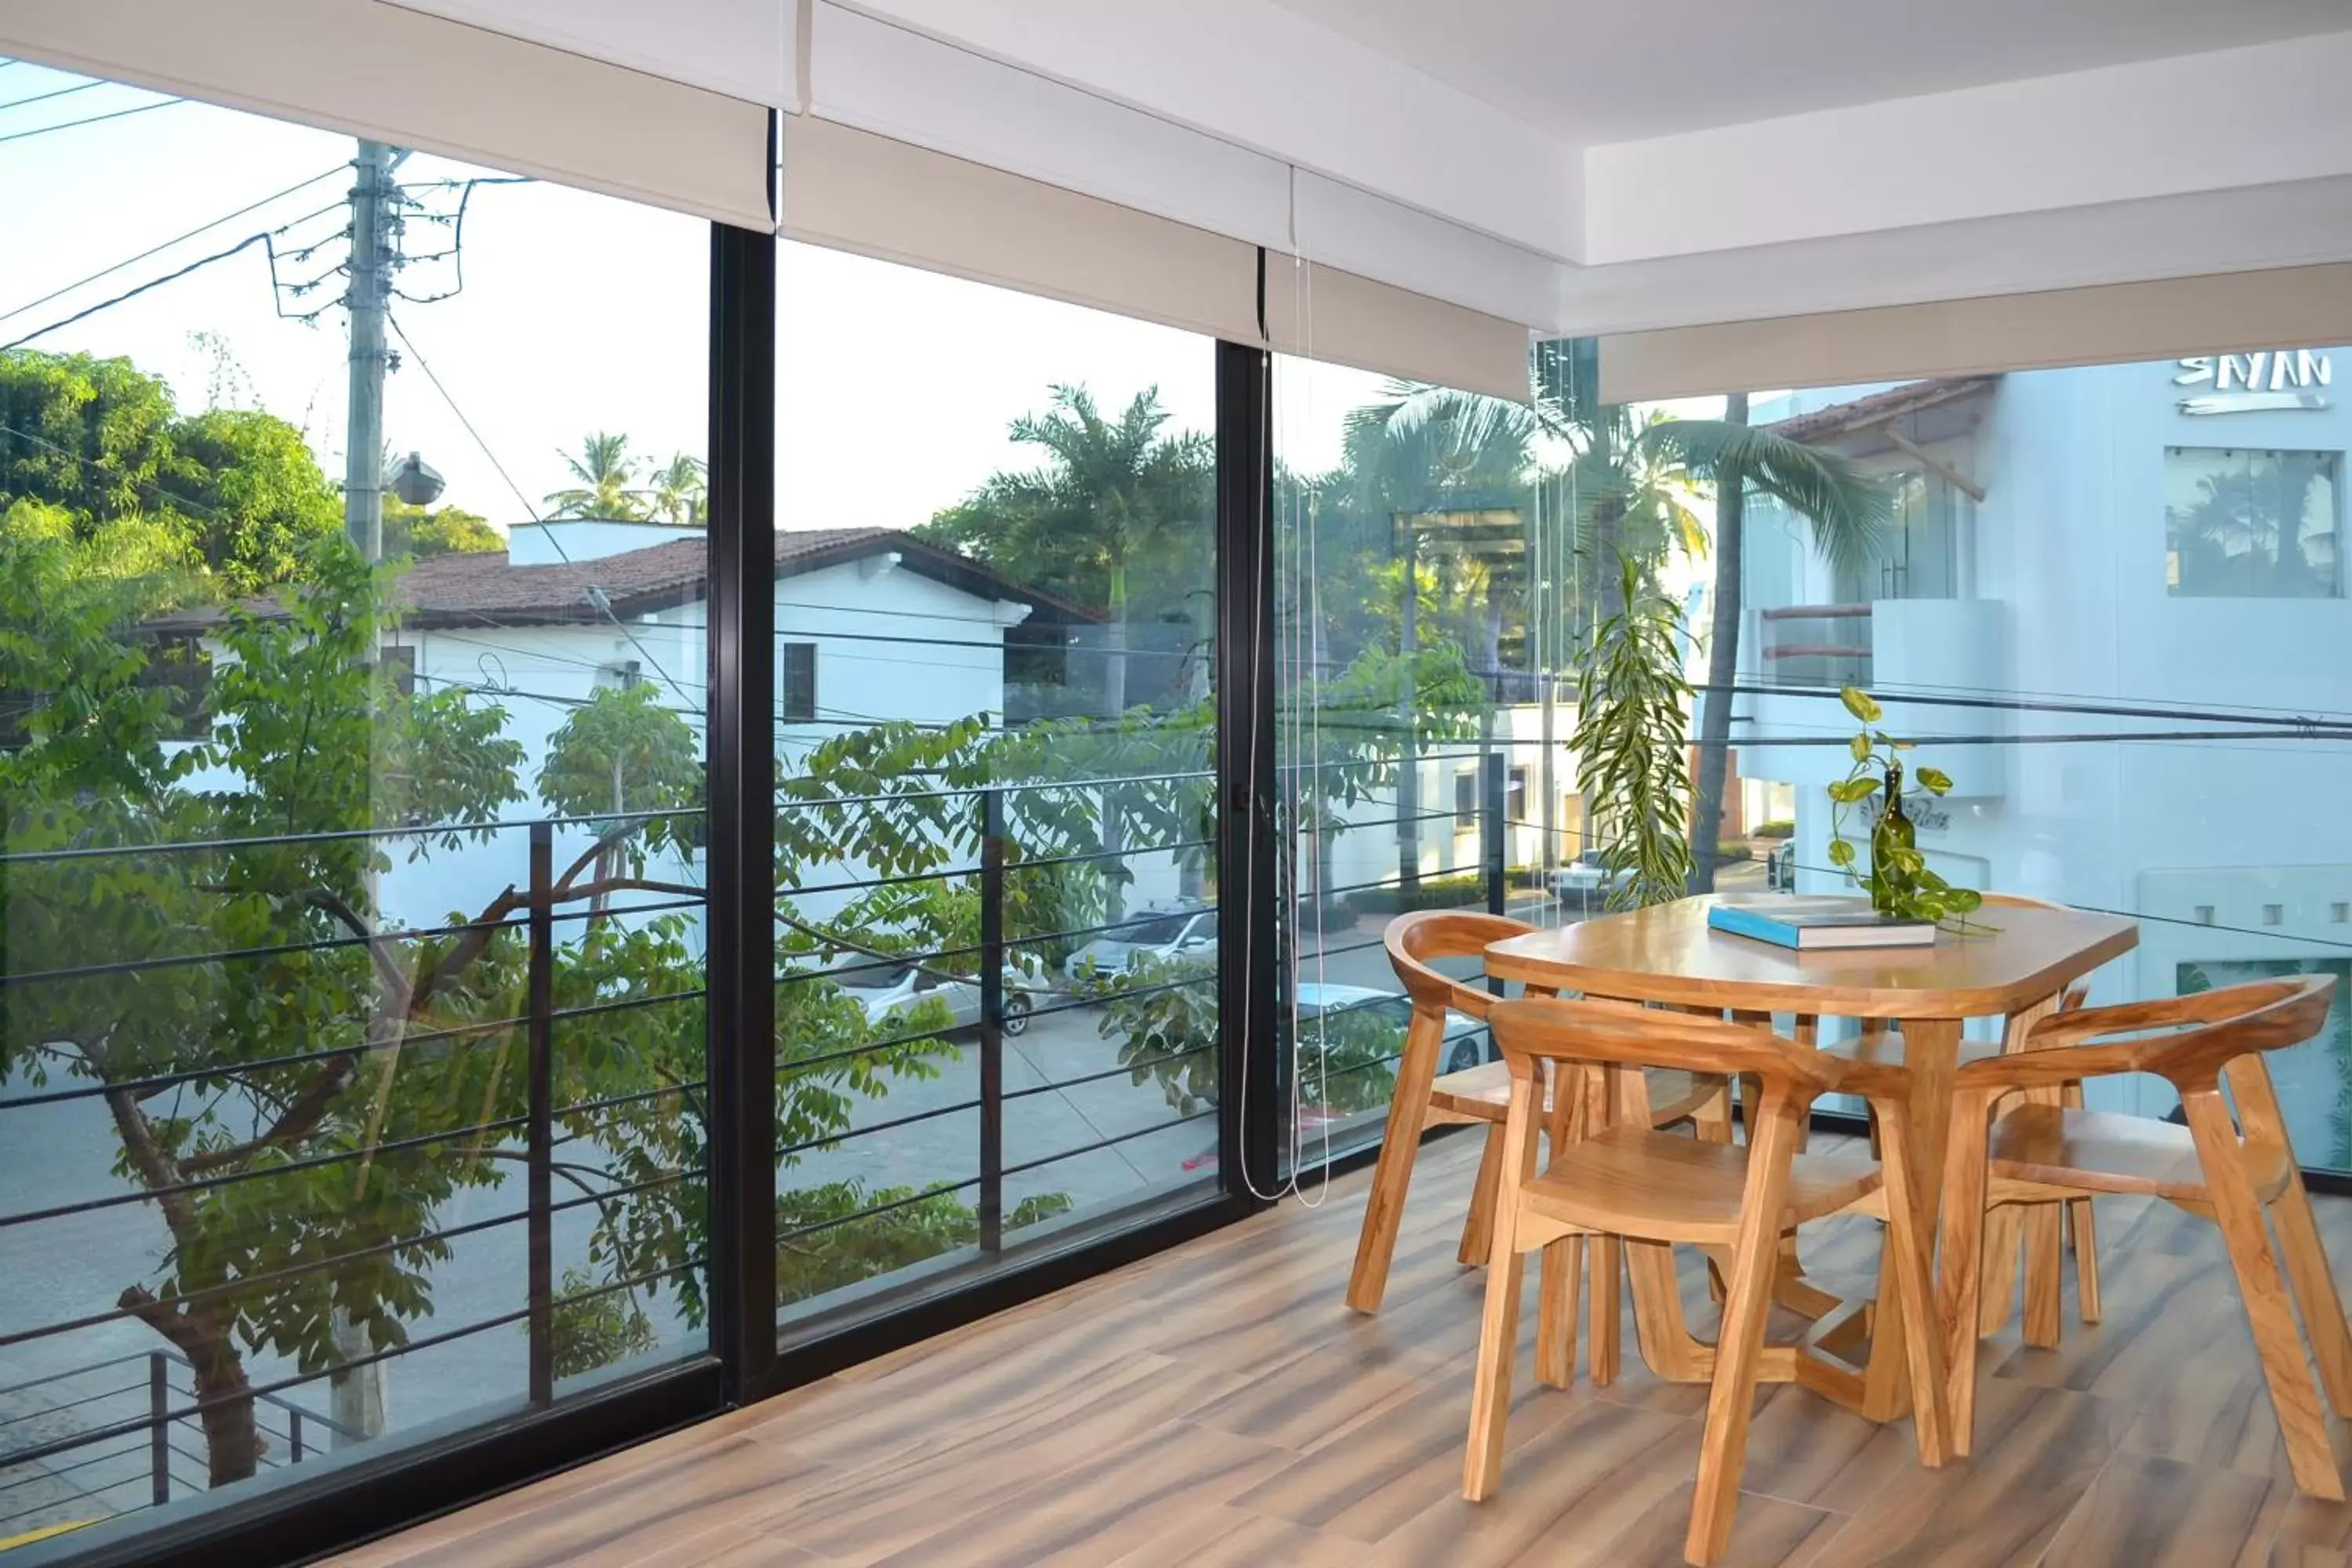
0 764 1237 1537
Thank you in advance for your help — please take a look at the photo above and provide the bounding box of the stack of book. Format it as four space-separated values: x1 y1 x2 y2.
1707 895 1937 950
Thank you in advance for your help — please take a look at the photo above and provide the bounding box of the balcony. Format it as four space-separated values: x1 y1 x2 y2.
1743 599 2011 796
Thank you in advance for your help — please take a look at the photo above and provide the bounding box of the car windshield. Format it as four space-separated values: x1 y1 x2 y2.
832 961 909 990
1120 913 1191 944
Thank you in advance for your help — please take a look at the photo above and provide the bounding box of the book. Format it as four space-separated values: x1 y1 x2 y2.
1706 895 1937 951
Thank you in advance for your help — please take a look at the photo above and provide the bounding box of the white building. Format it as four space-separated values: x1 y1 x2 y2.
1733 348 2352 1144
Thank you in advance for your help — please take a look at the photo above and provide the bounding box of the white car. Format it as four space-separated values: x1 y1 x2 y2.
1548 849 1632 899
831 960 1042 1036
1063 906 1217 982
1294 982 1490 1074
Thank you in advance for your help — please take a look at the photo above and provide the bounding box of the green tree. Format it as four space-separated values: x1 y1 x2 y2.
918 385 1210 714
382 496 501 560
647 453 706 528
1632 406 1891 892
543 431 646 521
0 350 343 593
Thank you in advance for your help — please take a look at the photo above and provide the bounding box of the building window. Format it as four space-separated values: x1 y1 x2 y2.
2165 447 2341 597
1507 766 1529 825
1454 769 1479 831
781 641 817 722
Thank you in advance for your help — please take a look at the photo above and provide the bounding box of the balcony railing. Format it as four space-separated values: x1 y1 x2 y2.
1758 603 1873 688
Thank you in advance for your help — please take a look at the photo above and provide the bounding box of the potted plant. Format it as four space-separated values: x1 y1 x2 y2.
1825 686 1984 927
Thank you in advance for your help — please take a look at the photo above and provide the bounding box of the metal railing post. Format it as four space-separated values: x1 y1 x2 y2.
1483 745 1507 919
526 821 554 1406
978 789 1005 1254
148 1352 169 1506
290 1407 304 1463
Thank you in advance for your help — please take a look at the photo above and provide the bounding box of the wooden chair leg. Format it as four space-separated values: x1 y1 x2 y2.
1686 1100 1799 1566
1938 1089 1995 1459
1464 1073 1544 1502
2067 1199 2102 1325
1346 1008 1444 1314
2180 1088 2343 1501
2059 1080 2101 1325
2270 1167 2352 1419
1537 1234 1584 1389
1976 1204 2022 1338
1590 1234 1622 1385
1459 1123 1508 1267
2022 1203 2064 1349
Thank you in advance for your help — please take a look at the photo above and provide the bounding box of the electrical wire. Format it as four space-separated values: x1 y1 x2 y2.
387 310 698 714
0 96 180 147
0 163 344 324
1 232 275 353
0 79 103 114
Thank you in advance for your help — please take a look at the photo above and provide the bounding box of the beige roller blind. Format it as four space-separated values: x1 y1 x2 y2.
1600 263 2352 403
779 116 1261 345
1265 257 1533 403
0 0 774 230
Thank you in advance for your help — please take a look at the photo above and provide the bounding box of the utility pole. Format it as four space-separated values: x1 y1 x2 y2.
335 138 399 1450
343 140 396 561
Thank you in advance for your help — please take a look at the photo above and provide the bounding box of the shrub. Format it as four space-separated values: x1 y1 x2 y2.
1715 841 1754 863
1752 818 1795 840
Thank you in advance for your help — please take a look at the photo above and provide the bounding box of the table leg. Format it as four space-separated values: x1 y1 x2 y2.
1864 1015 1961 1421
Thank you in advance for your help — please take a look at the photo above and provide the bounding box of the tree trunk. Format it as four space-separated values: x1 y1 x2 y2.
1100 572 1127 920
188 1311 263 1485
1688 390 1749 895
1396 528 1421 895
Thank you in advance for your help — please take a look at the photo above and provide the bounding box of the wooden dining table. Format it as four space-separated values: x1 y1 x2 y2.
1484 893 2138 1421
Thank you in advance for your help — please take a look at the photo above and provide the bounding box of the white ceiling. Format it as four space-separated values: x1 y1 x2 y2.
1267 0 2352 144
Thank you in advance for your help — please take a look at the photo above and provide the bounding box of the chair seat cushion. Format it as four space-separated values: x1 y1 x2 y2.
1524 1124 1882 1244
1429 1063 1717 1129
1987 1103 2294 1203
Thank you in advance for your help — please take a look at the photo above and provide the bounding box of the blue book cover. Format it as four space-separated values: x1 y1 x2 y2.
1707 896 1936 950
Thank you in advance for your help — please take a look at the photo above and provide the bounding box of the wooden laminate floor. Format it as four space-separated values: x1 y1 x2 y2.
333 1132 2352 1567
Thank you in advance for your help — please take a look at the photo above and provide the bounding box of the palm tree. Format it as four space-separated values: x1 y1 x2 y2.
544 431 646 520
1005 384 1205 716
648 453 707 527
1635 401 1892 892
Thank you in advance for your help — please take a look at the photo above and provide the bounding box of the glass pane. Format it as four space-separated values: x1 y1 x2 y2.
1272 354 1587 1167
769 243 1218 1338
0 71 710 1547
1727 342 2352 1162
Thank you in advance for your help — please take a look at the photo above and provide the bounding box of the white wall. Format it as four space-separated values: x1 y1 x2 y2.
1739 348 2352 1124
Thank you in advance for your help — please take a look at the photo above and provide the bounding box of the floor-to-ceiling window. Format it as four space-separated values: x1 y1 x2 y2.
1269 350 1569 1171
1727 343 2352 1169
764 242 1225 1342
0 66 713 1555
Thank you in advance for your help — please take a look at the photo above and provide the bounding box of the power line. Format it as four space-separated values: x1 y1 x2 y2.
0 80 103 114
1 233 274 353
0 96 180 147
0 164 346 327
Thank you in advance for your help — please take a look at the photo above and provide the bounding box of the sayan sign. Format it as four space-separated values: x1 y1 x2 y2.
2175 350 2332 416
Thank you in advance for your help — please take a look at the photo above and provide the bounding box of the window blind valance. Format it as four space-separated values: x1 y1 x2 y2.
1599 263 2352 403
0 0 775 231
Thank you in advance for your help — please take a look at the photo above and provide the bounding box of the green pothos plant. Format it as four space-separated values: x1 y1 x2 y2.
1825 685 1983 927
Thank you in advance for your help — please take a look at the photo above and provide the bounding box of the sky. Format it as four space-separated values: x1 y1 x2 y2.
1 63 1385 542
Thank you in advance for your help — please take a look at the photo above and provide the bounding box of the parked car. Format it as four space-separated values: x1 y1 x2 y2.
1548 848 1632 899
1064 905 1217 982
1767 840 1797 892
831 960 1044 1036
1294 982 1490 1074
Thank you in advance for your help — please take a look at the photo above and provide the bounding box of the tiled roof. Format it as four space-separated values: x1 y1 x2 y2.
1759 376 1999 444
149 526 1099 633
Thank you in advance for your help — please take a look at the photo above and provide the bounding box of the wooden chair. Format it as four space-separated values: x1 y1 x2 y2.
1937 975 2352 1500
1468 996 1947 1566
1346 911 1727 1318
1820 891 2101 1344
